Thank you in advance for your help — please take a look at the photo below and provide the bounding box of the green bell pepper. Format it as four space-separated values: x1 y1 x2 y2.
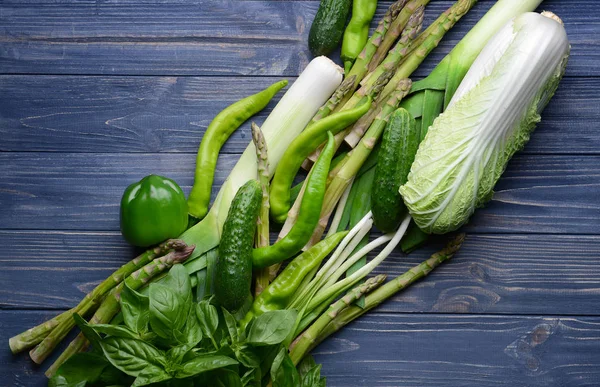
120 174 188 247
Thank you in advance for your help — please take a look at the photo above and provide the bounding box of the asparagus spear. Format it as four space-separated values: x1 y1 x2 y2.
29 244 194 365
368 0 430 74
45 245 195 376
289 274 387 365
309 79 412 246
8 239 187 354
251 123 273 296
341 0 409 100
44 245 195 376
290 234 464 363
309 75 357 124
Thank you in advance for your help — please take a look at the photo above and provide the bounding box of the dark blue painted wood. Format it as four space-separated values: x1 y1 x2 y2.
3 311 600 386
3 231 600 317
1 0 599 385
1 76 597 154
1 153 599 233
0 1 597 76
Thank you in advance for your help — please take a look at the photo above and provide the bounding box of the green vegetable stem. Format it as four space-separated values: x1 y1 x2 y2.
253 132 336 269
269 98 372 223
215 180 262 312
187 80 287 221
120 175 188 247
241 231 348 328
341 0 378 74
45 246 196 376
9 239 188 355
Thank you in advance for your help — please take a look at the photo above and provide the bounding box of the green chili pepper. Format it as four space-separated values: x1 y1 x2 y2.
187 79 288 221
120 175 188 247
341 0 379 74
270 97 372 224
253 132 337 269
241 231 348 327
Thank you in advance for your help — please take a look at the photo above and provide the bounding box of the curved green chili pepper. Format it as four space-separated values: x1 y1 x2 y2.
241 231 348 327
187 79 288 220
253 132 337 269
269 97 372 223
341 0 379 74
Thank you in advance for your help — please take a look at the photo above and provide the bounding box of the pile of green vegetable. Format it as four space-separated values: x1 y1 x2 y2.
9 0 570 385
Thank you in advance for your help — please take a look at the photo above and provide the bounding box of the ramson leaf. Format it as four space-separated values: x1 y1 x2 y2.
400 12 570 234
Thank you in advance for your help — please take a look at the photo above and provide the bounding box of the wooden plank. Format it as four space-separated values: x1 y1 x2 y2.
0 1 596 76
1 153 599 233
3 311 600 386
3 232 600 317
1 76 596 154
313 313 600 386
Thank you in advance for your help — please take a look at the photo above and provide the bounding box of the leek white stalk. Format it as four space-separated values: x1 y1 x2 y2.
181 56 343 261
400 12 570 234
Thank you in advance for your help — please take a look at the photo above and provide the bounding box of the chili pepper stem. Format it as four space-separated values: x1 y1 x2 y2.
9 240 186 355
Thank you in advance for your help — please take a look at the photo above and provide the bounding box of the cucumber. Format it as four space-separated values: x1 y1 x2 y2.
372 108 419 233
309 0 351 57
215 180 262 312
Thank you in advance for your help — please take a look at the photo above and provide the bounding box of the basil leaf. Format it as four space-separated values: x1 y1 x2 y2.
211 368 243 387
182 307 203 346
301 363 326 387
162 264 192 317
234 344 260 369
175 355 238 378
297 354 317 377
90 323 140 340
131 366 171 387
241 367 261 387
270 346 300 387
246 310 298 346
167 343 194 365
221 307 238 344
48 352 109 386
48 376 86 387
196 300 219 343
120 282 149 334
149 283 186 340
99 336 167 377
73 313 101 349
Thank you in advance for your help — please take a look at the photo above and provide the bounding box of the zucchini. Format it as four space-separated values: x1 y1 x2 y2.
309 0 351 57
215 180 262 311
372 108 419 233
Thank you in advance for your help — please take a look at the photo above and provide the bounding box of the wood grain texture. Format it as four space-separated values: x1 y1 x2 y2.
0 1 597 76
313 314 600 387
3 311 600 386
3 232 600 317
1 153 599 233
1 76 596 154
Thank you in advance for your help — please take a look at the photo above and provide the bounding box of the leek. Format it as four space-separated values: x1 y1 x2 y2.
180 57 343 262
400 12 570 234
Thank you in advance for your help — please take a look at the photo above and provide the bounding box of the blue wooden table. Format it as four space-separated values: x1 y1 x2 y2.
1 1 599 386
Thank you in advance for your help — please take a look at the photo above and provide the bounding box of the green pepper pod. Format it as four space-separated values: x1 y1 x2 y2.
253 132 337 269
341 0 379 74
120 175 188 247
187 80 288 220
270 97 372 223
241 231 348 327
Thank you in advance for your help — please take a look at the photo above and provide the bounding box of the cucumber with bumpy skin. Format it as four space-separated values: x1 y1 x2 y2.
309 0 351 57
372 108 419 233
215 180 262 311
